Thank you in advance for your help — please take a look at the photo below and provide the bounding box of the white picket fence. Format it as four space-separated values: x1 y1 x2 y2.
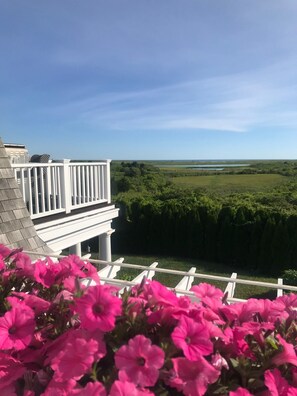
23 251 297 302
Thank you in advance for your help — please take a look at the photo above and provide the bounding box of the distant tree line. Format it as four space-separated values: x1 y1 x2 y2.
110 162 297 276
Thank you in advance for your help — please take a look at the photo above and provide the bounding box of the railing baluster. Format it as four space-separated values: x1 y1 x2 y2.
52 167 57 210
82 165 86 203
20 168 26 199
94 165 99 200
57 167 62 208
86 165 90 202
77 166 81 204
33 167 39 214
45 166 51 211
100 165 104 200
40 167 45 212
90 166 94 201
72 166 77 206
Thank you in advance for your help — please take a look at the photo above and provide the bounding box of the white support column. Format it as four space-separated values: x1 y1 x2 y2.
69 242 82 257
99 229 114 262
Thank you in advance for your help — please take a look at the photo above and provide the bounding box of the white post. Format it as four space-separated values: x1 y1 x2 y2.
105 160 111 203
225 272 238 299
99 229 114 262
60 159 71 213
69 242 82 257
277 278 283 297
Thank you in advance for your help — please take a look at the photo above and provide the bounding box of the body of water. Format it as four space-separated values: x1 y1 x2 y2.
159 163 250 171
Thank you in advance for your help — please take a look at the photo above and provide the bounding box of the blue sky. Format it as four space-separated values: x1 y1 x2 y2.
1 1 297 160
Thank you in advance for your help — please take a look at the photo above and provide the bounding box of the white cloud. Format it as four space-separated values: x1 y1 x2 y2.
42 58 297 133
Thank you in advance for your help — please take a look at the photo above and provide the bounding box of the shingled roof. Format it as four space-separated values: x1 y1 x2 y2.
0 137 52 254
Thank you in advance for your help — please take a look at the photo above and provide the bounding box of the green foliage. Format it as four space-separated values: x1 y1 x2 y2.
111 161 297 277
282 269 297 286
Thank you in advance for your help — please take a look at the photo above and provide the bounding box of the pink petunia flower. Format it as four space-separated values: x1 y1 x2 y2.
191 283 224 300
0 257 5 271
41 379 77 396
264 368 289 396
141 280 179 307
59 255 101 284
0 244 11 259
115 335 165 387
229 387 253 396
109 380 154 396
0 306 35 350
74 284 122 331
0 352 25 390
46 328 106 382
171 315 213 360
272 335 297 367
211 352 228 371
8 292 51 315
70 381 107 395
50 337 99 382
13 252 35 278
34 258 63 288
167 356 220 396
1 383 17 395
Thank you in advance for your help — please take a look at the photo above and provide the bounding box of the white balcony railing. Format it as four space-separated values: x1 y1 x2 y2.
12 160 111 219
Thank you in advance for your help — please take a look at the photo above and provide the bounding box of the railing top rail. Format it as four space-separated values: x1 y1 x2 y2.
11 161 109 168
68 162 109 166
22 251 297 293
11 163 64 168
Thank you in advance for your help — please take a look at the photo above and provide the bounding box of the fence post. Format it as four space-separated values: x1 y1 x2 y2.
60 159 71 214
224 272 237 299
277 278 283 297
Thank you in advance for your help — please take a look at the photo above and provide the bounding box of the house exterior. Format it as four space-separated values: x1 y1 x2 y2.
0 138 119 261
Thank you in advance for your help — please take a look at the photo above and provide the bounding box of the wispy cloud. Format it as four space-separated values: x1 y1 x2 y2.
43 58 297 134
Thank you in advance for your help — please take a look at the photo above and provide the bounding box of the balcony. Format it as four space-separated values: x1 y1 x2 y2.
12 160 111 219
11 159 119 257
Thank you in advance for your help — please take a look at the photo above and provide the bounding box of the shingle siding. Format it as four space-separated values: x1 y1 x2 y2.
0 138 52 255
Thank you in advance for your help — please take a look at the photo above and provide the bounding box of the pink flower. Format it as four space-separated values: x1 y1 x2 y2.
50 337 99 382
288 388 297 396
71 381 107 395
0 306 35 350
167 356 220 396
46 329 106 382
0 244 11 259
142 280 179 307
0 257 5 271
0 352 25 389
34 258 62 288
1 383 17 395
41 379 77 395
272 335 297 367
211 352 228 371
115 335 165 387
59 255 100 284
229 388 253 396
75 284 122 331
109 381 154 396
191 283 224 300
13 252 35 277
171 315 213 360
264 368 289 396
8 292 51 315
